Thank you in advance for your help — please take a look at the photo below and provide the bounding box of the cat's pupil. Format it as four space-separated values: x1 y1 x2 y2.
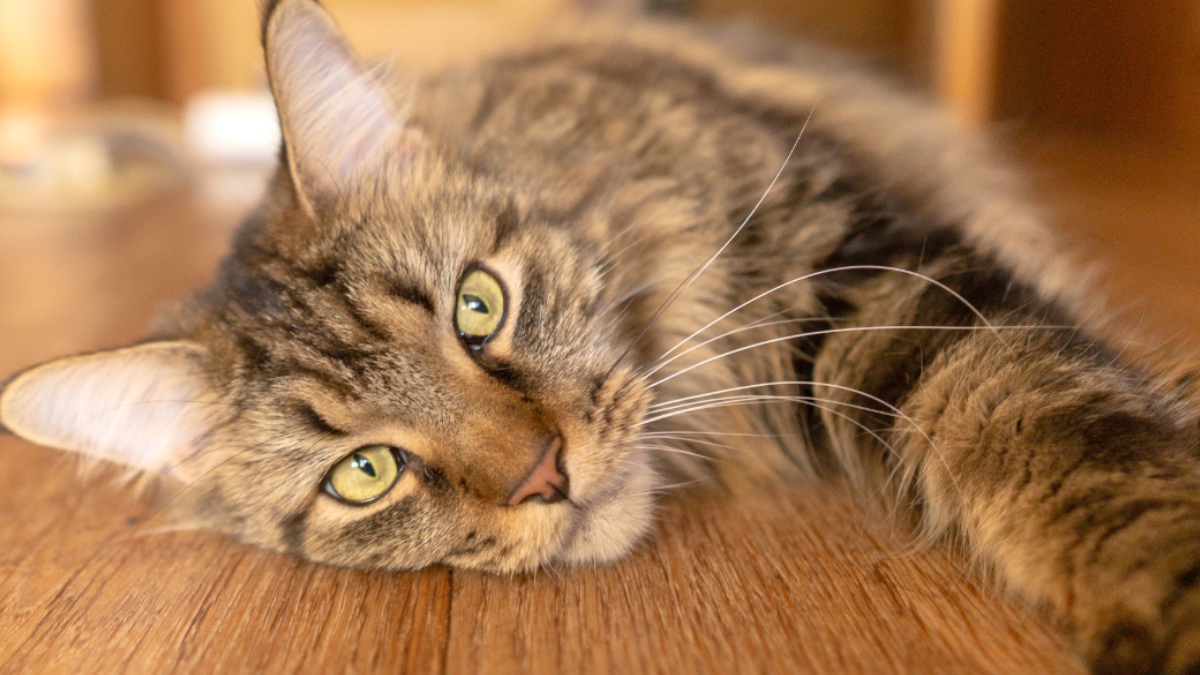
463 294 489 314
352 454 377 478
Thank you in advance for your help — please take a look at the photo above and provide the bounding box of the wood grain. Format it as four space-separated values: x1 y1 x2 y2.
4 132 1194 673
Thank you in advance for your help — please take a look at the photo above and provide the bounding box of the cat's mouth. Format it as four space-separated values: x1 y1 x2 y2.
461 371 655 572
540 372 658 566
548 448 658 567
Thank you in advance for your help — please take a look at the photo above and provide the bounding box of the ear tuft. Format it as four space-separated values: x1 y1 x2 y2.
264 0 407 214
0 342 219 480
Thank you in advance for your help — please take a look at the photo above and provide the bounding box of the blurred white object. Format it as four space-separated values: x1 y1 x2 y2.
184 92 281 166
0 103 186 215
0 106 46 168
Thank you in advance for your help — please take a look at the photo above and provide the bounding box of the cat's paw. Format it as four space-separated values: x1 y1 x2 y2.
1082 584 1200 675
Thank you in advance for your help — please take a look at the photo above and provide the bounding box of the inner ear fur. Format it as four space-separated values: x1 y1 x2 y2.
262 0 414 216
0 341 220 482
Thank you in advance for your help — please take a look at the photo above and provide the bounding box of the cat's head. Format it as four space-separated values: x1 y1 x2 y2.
0 0 657 572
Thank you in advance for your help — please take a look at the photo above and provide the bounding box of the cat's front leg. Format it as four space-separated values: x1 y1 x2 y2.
806 254 1200 673
816 266 1200 667
887 330 1200 674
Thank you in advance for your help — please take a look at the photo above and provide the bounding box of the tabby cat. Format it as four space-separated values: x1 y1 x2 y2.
2 1 1199 671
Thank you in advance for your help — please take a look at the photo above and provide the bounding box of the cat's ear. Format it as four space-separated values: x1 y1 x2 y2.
0 342 218 482
263 0 414 215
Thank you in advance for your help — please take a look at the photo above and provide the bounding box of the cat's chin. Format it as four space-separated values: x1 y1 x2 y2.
552 457 659 567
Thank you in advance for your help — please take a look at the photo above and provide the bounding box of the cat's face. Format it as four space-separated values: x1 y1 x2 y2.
188 154 657 572
0 0 658 573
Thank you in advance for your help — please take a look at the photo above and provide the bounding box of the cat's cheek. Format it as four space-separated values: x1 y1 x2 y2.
556 455 658 566
559 435 635 502
560 371 652 504
484 507 576 573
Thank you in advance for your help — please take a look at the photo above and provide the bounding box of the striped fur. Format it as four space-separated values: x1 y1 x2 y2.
2 1 1199 671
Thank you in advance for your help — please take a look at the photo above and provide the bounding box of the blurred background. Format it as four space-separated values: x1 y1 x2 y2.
0 0 1196 213
0 0 1195 356
1 6 1196 671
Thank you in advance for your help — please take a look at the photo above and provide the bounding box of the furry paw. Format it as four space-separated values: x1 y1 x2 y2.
1084 583 1200 675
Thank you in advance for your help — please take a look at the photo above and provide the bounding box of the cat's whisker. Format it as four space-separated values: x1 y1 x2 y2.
648 397 921 510
647 268 850 367
639 397 776 425
639 478 707 495
648 379 874 411
641 430 786 440
633 444 713 462
602 107 818 382
642 380 965 505
645 396 903 477
646 323 1068 386
643 314 826 375
647 264 1004 370
646 379 936 415
636 433 740 452
640 393 883 426
645 398 901 475
646 392 899 421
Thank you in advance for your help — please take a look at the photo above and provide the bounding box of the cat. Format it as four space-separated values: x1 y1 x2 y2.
2 0 1199 672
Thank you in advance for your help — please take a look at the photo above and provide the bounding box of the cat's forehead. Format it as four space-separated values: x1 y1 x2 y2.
322 176 601 306
321 173 528 271
205 157 614 428
263 346 461 434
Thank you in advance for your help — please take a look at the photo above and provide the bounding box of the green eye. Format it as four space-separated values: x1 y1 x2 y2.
325 445 402 504
455 268 505 341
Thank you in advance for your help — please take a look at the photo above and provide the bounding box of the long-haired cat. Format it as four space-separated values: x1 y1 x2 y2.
2 1 1198 672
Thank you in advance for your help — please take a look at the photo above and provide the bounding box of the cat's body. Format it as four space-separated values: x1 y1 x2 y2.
3 2 1200 672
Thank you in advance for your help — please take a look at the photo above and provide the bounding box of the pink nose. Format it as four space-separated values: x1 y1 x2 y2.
506 434 569 505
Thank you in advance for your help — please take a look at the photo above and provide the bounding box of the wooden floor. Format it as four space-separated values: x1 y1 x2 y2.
0 133 1194 673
